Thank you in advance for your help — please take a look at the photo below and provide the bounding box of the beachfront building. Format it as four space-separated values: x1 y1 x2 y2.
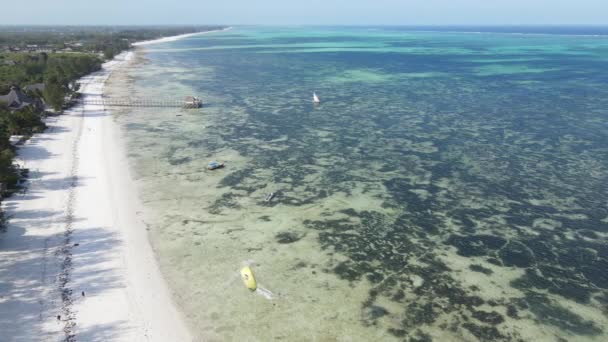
0 86 43 111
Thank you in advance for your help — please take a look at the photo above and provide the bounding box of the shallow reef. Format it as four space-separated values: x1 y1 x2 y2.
125 27 608 341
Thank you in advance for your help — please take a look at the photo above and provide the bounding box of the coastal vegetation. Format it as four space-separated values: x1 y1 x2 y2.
0 52 103 200
0 52 103 109
0 26 223 57
0 26 225 228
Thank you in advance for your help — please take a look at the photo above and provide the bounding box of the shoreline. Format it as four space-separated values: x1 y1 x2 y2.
0 31 200 341
132 27 232 46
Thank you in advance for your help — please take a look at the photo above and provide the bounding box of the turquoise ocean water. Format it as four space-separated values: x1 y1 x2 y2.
111 27 608 341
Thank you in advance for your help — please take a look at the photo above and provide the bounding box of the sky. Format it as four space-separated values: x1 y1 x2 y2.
1 0 607 26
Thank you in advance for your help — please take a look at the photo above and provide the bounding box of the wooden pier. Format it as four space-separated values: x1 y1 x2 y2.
80 96 202 108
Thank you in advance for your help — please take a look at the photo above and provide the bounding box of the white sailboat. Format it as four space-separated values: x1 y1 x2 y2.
313 92 320 104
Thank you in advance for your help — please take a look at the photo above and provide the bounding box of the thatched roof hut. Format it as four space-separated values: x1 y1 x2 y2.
0 86 39 111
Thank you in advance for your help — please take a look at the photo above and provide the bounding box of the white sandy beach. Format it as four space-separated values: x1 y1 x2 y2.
0 41 193 341
132 27 231 46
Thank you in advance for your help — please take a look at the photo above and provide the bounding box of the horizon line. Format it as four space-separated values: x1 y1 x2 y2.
2 23 608 27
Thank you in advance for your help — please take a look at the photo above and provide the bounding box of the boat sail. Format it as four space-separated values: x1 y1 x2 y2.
313 92 320 104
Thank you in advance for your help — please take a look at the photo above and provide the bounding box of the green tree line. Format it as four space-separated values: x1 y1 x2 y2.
0 52 102 109
0 52 102 206
0 26 225 57
0 26 226 229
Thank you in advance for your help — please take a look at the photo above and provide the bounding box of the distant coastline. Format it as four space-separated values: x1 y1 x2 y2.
132 26 232 46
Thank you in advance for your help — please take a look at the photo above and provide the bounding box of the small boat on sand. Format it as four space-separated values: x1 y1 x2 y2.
265 192 275 202
207 161 225 170
313 92 320 104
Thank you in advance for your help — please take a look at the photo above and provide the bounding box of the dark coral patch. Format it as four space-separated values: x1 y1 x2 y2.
506 305 519 319
511 267 593 303
410 330 433 342
472 310 505 325
406 302 437 325
445 234 506 257
522 292 602 335
275 231 304 244
362 305 389 321
581 259 608 289
469 264 493 275
333 261 363 282
498 241 536 268
462 322 504 341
